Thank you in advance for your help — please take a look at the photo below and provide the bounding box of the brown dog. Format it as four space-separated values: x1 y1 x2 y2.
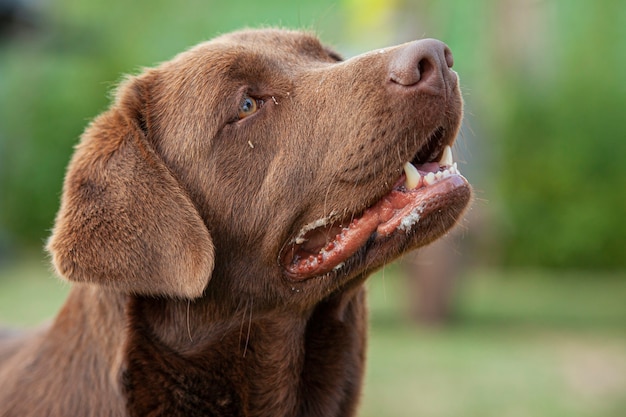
0 29 470 416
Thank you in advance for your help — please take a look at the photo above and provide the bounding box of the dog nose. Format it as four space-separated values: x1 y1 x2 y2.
388 39 456 94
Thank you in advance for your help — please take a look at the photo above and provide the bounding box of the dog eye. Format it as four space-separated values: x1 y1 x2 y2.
238 95 263 120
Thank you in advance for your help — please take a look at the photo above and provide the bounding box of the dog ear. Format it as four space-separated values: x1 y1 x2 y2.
46 73 214 299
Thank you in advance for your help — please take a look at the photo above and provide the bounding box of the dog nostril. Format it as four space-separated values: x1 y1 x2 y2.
388 39 453 91
417 57 435 83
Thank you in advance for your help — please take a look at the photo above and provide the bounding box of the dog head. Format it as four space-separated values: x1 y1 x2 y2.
47 29 471 307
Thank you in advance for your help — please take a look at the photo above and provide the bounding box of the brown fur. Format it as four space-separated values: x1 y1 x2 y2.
0 29 470 416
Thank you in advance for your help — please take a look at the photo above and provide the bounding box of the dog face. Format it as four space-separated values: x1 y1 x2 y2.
47 29 470 310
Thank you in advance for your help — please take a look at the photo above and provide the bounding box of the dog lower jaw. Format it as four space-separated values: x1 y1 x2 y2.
280 170 470 281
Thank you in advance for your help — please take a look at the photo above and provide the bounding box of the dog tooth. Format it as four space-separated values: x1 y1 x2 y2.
439 145 453 167
442 169 451 178
403 162 421 190
424 172 436 186
435 171 443 181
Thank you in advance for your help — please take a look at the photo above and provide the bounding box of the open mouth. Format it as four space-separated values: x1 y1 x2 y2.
280 129 470 281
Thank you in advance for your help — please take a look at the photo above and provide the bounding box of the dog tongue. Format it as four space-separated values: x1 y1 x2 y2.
282 186 429 279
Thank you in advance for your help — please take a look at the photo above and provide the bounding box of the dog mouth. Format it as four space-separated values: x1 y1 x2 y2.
280 128 471 281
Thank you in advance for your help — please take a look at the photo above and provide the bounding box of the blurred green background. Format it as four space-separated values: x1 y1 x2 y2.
0 0 625 416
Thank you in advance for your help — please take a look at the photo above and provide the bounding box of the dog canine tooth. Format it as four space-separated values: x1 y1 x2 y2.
403 162 421 190
439 145 453 167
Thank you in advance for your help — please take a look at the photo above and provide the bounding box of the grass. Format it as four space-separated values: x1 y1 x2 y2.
1 255 625 416
362 266 626 417
0 254 70 326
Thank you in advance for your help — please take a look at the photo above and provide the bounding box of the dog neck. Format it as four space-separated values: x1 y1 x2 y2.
120 281 367 417
28 274 367 417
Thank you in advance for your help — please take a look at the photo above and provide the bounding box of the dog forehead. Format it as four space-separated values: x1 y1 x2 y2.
217 29 327 54
177 29 337 69
154 29 341 99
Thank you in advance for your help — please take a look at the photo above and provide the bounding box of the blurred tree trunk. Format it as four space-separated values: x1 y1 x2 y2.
404 235 461 325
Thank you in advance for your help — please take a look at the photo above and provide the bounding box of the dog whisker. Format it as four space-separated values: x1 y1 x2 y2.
242 299 253 358
186 299 193 343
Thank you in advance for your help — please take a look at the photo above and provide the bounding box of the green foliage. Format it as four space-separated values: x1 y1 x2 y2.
1 0 624 270
0 43 113 245
494 1 626 269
